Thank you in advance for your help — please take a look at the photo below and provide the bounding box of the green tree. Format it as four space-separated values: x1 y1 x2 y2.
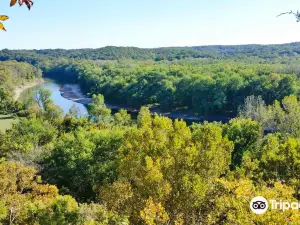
88 94 111 123
33 196 80 225
113 109 132 126
69 104 81 119
205 178 300 225
0 116 58 157
42 127 123 201
78 203 129 225
34 88 53 112
137 106 151 128
238 95 273 130
100 111 233 224
259 135 300 182
224 118 262 168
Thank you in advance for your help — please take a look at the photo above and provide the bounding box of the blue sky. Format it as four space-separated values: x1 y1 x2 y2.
1 0 300 49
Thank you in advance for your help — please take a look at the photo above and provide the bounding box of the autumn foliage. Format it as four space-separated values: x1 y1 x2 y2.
0 0 33 31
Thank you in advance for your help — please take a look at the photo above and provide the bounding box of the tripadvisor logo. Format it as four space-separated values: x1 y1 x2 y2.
250 196 300 214
250 196 268 214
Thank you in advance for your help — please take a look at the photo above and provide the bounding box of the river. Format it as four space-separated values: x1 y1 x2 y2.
19 79 232 123
19 79 88 117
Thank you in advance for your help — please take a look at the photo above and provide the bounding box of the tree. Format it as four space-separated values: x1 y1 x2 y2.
100 112 233 224
259 135 300 182
277 10 300 22
140 197 169 225
88 94 111 123
43 103 63 122
113 109 132 126
0 162 59 224
273 95 300 137
34 88 53 111
240 95 300 137
0 116 58 153
0 88 15 114
69 104 81 119
32 88 63 121
78 203 129 224
0 161 128 225
206 178 300 225
224 118 262 168
41 127 124 201
238 96 272 130
33 196 80 225
137 106 151 128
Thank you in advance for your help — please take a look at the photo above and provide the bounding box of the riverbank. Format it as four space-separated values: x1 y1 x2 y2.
60 84 92 105
14 79 45 100
60 84 232 122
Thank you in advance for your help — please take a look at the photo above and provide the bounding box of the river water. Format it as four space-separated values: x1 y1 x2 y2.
19 79 232 124
19 79 88 117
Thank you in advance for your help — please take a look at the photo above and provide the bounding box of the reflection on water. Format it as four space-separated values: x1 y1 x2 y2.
19 79 88 117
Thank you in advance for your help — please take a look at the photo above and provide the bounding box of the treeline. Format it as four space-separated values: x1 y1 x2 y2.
3 43 300 224
1 51 300 117
44 59 300 116
0 60 42 114
2 92 300 224
2 42 300 62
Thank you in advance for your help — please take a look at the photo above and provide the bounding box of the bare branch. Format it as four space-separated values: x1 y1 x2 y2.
277 10 300 22
277 10 294 17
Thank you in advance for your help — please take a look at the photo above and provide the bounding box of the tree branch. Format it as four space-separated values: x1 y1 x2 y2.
277 10 300 22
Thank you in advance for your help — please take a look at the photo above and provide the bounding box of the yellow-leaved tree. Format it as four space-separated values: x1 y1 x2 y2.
1 0 33 31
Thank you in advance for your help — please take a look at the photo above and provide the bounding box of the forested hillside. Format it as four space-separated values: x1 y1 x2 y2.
2 43 300 116
2 42 300 62
2 43 300 224
0 60 42 113
2 93 300 224
42 58 300 116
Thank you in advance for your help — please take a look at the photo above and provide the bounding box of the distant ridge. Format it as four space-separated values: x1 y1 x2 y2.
1 42 300 62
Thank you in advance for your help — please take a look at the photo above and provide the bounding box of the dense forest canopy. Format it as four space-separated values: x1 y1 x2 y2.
42 59 299 116
0 60 41 113
2 41 300 224
2 42 300 117
2 42 300 62
2 93 300 224
2 0 300 223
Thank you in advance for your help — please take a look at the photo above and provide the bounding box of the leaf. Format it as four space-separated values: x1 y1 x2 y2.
25 1 33 10
18 0 34 10
0 16 9 21
0 23 6 32
10 0 17 7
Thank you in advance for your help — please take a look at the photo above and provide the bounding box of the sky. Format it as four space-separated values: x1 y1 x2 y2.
1 0 300 49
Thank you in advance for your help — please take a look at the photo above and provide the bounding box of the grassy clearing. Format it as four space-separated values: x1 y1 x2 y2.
0 114 15 132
